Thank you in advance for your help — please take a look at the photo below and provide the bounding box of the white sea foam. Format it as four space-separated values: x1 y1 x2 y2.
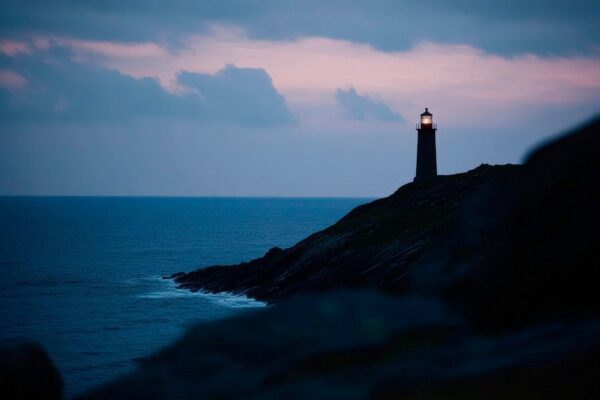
137 276 266 308
137 290 198 299
199 291 267 308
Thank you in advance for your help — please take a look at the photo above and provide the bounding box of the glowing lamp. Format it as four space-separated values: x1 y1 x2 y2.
420 107 433 126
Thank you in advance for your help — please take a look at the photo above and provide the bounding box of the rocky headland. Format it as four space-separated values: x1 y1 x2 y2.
171 163 521 303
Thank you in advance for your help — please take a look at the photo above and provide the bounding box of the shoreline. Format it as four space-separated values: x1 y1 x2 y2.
163 275 267 308
168 164 522 304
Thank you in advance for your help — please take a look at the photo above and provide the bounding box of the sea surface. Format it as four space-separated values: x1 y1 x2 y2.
0 197 369 397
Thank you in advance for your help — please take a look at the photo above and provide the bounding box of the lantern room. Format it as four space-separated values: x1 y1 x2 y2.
420 107 433 127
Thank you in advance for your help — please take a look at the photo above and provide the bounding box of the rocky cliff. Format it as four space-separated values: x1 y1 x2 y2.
172 164 520 303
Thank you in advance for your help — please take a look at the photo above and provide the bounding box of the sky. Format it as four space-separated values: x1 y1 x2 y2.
1 1 600 197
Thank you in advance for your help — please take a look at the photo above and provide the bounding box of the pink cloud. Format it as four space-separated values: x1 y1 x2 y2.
7 27 600 128
52 37 169 59
74 28 598 105
0 69 28 90
0 40 32 56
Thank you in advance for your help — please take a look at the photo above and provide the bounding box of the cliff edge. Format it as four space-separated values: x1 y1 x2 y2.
172 164 520 303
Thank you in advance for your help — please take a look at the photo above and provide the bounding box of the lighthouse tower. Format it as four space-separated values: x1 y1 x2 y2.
414 108 437 181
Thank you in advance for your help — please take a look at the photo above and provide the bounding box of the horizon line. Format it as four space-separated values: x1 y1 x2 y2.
0 194 377 199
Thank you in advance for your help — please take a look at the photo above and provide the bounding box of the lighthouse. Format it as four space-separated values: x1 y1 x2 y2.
414 108 437 181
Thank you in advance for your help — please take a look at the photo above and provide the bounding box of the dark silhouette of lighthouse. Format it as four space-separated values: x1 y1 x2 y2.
414 108 437 181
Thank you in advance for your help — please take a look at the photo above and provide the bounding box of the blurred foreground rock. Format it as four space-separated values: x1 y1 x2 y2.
0 341 63 400
414 117 600 333
79 290 600 399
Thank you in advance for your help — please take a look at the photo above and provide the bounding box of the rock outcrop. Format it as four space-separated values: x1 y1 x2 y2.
173 164 521 303
413 117 600 333
0 341 63 400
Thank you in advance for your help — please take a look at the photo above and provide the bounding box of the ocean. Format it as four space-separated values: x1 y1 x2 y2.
0 197 369 397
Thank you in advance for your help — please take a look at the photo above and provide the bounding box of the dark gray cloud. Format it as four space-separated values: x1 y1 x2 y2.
1 1 599 55
335 88 402 123
178 66 295 128
0 50 294 127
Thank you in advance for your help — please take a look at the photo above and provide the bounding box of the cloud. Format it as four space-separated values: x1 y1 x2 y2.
0 49 294 127
0 69 27 90
1 1 599 56
4 30 600 129
0 40 33 56
46 28 600 127
335 88 402 122
177 65 295 127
